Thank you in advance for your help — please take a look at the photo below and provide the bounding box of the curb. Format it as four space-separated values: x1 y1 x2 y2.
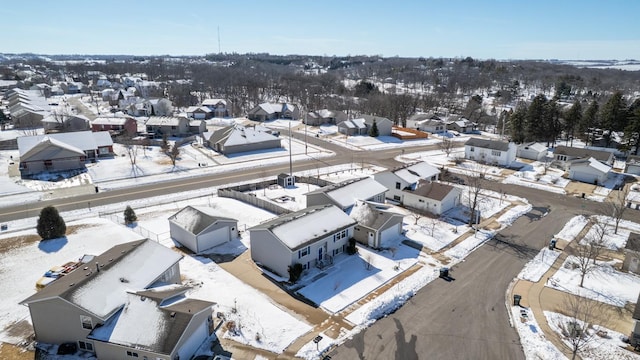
505 277 518 328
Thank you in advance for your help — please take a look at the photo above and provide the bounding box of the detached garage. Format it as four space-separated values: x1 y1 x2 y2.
568 157 611 185
169 206 238 254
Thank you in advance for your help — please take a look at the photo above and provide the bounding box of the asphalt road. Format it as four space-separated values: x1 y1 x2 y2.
328 183 640 360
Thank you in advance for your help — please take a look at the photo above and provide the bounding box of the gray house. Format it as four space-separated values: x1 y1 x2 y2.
169 205 239 254
247 102 299 121
305 177 387 212
350 201 404 249
553 145 614 170
305 109 348 126
249 204 357 278
205 125 282 155
145 116 190 137
517 142 548 161
373 162 441 203
337 115 393 136
20 240 214 360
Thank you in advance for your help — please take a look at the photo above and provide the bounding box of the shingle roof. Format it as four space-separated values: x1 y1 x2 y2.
305 177 387 209
17 131 113 155
409 181 456 201
464 138 511 151
168 205 236 235
554 146 613 162
570 157 612 173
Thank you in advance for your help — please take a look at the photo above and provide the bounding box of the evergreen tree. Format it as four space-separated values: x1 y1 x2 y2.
600 91 627 147
368 119 379 137
124 206 137 224
508 105 527 143
525 94 548 142
564 100 582 146
580 100 599 144
626 98 640 155
37 206 66 240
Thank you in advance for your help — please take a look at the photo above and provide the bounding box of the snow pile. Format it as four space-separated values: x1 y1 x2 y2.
497 204 533 226
510 307 567 360
517 248 562 282
295 332 335 360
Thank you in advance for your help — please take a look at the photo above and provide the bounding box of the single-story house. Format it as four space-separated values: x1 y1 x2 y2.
337 115 393 136
205 125 282 155
517 142 549 161
249 204 357 278
464 138 517 166
406 112 442 130
446 117 477 133
553 145 614 170
201 98 229 118
17 131 113 176
304 109 348 126
186 106 213 120
168 205 238 254
415 119 447 133
21 240 214 360
145 116 190 137
350 201 404 249
568 157 611 185
623 232 640 274
374 162 441 203
626 155 640 175
42 114 90 134
247 103 299 121
91 116 137 136
305 177 387 212
401 180 461 215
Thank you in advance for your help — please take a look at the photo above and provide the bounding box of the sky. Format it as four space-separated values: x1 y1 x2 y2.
1 0 639 60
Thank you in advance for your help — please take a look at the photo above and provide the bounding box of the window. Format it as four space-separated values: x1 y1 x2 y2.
470 147 474 152
127 351 139 358
78 341 94 352
80 315 93 330
333 229 348 242
334 247 343 255
171 126 177 130
44 159 53 167
298 246 310 258
418 199 424 203
558 155 567 161
491 150 501 156
395 182 401 189
393 195 401 201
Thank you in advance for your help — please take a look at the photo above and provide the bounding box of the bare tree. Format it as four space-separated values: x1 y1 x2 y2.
439 136 454 157
465 165 487 226
603 185 630 234
569 239 599 288
585 218 610 265
410 213 422 225
167 143 180 167
426 217 439 236
558 293 608 360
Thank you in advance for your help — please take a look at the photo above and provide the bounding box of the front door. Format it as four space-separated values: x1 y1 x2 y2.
318 247 323 261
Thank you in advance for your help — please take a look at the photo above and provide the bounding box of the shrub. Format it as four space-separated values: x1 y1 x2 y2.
124 206 137 224
347 238 358 255
288 263 303 283
37 206 66 240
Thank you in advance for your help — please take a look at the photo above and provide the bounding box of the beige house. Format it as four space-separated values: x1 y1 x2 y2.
249 204 357 278
305 177 387 212
247 102 299 121
205 125 282 155
402 180 461 216
21 240 215 360
350 201 404 249
169 205 239 254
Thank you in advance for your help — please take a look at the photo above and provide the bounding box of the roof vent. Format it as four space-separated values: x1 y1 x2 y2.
170 312 176 318
119 277 129 283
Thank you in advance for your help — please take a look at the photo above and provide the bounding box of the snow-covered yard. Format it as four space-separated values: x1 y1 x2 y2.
511 306 567 360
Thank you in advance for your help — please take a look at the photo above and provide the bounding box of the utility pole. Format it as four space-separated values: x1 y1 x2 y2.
289 120 293 177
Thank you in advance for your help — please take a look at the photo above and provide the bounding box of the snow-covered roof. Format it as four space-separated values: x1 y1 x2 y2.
306 177 387 209
518 142 548 152
21 136 85 160
92 116 131 126
254 102 296 115
570 157 612 174
89 290 212 354
186 106 212 113
393 162 440 184
554 146 613 162
210 125 280 147
465 138 511 151
250 204 356 250
21 240 184 320
350 201 402 230
339 118 367 129
17 131 113 155
168 205 237 235
145 116 185 126
202 98 227 107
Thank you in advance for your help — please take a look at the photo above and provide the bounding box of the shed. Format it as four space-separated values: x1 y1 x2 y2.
168 206 238 254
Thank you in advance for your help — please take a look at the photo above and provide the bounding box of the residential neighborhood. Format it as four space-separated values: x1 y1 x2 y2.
1 7 640 360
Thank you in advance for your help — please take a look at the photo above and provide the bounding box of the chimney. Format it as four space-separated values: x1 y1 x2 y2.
96 262 100 273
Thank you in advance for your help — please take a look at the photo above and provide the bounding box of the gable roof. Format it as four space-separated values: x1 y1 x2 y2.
393 162 440 184
570 157 612 173
554 146 613 162
464 138 511 151
202 98 227 107
169 205 236 235
88 289 213 355
92 116 132 126
360 114 392 125
17 131 113 156
146 116 186 126
20 136 86 161
350 201 403 231
306 177 387 209
518 142 548 152
21 240 184 319
209 125 280 147
409 181 457 201
249 204 356 251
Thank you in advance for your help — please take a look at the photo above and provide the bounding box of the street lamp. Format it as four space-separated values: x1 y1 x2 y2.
313 335 323 351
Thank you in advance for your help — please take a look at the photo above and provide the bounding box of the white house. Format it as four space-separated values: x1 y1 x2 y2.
305 177 387 212
402 180 461 215
350 201 404 249
168 206 239 254
553 145 614 170
517 142 548 161
249 204 357 278
464 138 517 166
373 162 440 203
568 157 611 185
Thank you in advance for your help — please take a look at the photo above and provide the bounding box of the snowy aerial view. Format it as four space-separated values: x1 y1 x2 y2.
2 2 640 360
